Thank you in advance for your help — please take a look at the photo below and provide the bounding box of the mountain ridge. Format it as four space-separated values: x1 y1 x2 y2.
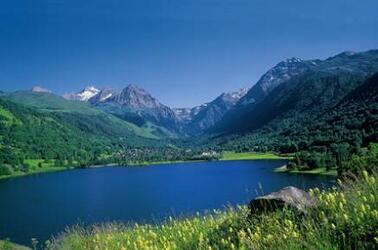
209 49 378 135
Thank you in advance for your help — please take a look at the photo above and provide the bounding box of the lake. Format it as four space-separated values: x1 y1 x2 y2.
0 160 334 246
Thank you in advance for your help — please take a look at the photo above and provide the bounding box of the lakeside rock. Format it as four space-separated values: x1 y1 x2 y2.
249 186 316 214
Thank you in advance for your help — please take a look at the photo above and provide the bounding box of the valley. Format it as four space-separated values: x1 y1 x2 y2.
0 49 378 249
1 49 378 179
2 1 378 248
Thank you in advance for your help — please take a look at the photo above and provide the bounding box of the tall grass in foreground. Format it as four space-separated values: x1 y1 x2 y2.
48 171 377 250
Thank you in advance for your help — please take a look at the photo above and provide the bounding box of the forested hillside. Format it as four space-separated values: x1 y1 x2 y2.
1 50 378 177
0 96 162 176
207 72 378 174
210 50 378 135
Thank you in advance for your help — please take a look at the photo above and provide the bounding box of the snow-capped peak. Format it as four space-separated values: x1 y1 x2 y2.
77 86 100 101
63 85 100 101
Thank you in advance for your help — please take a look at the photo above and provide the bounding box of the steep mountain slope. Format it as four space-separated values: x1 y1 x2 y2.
211 49 378 135
63 86 100 101
206 72 378 155
0 97 163 168
93 84 180 133
89 88 119 104
173 105 207 123
184 88 248 135
0 91 163 140
238 58 317 106
2 91 101 114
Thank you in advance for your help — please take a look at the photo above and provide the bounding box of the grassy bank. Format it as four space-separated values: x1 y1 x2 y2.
220 151 289 161
0 240 31 250
0 159 73 180
124 160 204 167
274 165 338 176
0 152 288 180
48 171 377 249
0 167 69 180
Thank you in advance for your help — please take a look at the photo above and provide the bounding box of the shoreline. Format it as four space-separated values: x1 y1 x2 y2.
274 165 338 176
0 163 117 181
0 152 288 180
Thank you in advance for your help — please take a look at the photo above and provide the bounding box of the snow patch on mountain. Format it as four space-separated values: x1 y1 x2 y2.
63 86 100 101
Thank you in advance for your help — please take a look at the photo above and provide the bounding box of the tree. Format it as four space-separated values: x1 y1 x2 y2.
0 164 13 176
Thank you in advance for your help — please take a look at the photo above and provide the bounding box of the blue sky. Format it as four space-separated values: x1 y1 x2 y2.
0 0 377 107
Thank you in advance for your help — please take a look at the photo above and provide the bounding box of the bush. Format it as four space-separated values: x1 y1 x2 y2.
0 164 13 176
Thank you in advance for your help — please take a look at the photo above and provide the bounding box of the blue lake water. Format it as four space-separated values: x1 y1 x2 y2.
0 160 334 246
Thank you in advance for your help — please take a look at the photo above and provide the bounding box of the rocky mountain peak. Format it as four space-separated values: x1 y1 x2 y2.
284 57 303 64
238 57 315 106
111 84 161 109
63 85 100 101
89 87 119 104
219 88 249 103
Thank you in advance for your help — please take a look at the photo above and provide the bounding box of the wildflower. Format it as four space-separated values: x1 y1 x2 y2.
360 204 367 214
330 223 336 229
370 194 375 202
266 234 273 241
343 214 349 221
362 170 369 181
369 176 376 185
339 202 344 210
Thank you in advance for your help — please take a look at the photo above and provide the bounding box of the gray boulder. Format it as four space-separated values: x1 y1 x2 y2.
250 186 316 214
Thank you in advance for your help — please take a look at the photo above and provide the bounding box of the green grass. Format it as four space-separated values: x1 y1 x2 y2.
221 151 288 161
0 159 72 180
274 165 338 176
124 151 288 167
3 91 100 114
0 167 70 180
125 159 204 167
48 170 378 250
0 240 31 250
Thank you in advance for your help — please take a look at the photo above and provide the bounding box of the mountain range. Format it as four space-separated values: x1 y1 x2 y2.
1 49 377 152
211 49 378 135
62 83 249 135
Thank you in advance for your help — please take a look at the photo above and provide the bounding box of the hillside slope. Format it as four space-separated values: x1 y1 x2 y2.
210 50 378 135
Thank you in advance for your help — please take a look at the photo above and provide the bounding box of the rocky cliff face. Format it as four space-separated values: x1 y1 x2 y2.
238 58 318 106
180 88 248 135
209 50 378 135
89 88 119 104
91 84 180 131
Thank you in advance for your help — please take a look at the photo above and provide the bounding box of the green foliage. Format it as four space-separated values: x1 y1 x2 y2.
48 171 378 250
221 151 287 160
0 164 13 176
206 72 378 175
0 97 166 177
343 143 378 174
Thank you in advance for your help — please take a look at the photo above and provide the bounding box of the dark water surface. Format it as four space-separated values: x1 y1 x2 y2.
0 160 334 246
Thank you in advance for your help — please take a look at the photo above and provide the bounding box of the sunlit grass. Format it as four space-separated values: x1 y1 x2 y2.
274 165 338 176
48 171 378 250
0 159 71 180
221 151 288 161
